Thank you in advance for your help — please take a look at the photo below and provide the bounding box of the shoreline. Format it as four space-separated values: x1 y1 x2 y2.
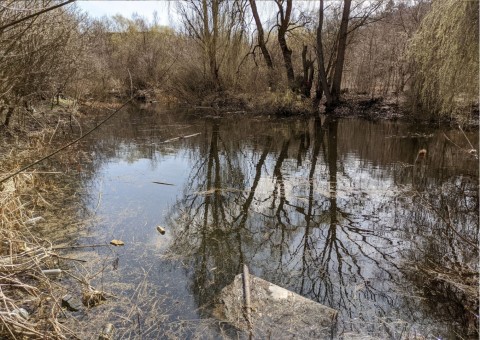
157 92 479 129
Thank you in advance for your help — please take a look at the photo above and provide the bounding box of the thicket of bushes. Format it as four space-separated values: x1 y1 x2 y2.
0 0 477 125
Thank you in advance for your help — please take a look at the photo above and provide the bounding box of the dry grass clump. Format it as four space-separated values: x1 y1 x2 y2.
0 173 75 339
400 186 479 337
0 107 95 339
251 90 316 116
413 260 478 336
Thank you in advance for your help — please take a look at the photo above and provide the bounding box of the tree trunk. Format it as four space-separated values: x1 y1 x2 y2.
331 0 352 104
276 0 295 90
202 0 220 88
301 45 314 97
211 0 219 86
249 0 273 70
315 0 333 107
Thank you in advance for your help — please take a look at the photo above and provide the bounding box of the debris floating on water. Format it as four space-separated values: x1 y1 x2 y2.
98 323 114 340
110 240 124 246
82 289 107 308
25 216 43 224
10 308 29 320
41 268 62 276
160 132 201 144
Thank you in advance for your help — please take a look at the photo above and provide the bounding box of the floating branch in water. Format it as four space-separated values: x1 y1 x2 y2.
152 181 175 186
160 133 201 144
194 188 245 195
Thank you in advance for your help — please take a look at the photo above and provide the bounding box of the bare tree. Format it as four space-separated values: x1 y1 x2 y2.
315 0 388 109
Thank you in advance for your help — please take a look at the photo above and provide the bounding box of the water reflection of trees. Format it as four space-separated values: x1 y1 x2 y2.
400 171 478 337
167 116 463 337
85 105 477 338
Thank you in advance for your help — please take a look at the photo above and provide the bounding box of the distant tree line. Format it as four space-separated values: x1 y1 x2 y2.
0 0 477 125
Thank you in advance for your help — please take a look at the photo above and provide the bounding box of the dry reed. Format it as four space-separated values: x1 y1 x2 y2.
0 106 95 339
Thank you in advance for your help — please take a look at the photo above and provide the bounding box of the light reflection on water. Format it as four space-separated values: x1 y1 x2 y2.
75 105 477 339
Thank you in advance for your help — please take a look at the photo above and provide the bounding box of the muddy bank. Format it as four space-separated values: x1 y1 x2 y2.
322 94 479 128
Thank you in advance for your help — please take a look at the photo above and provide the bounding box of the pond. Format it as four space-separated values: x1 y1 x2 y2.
54 104 478 339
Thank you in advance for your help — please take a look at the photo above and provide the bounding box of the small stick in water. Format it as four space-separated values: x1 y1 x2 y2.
152 181 175 186
52 244 110 250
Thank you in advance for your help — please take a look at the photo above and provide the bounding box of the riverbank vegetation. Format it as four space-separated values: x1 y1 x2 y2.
0 102 102 338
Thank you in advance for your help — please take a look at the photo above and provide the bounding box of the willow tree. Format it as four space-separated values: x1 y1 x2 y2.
409 0 479 120
177 0 246 91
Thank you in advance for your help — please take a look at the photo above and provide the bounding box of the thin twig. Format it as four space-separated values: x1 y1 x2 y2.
458 124 475 150
52 244 110 250
160 132 201 144
443 132 462 149
50 253 87 263
152 181 175 186
0 0 76 31
49 113 62 144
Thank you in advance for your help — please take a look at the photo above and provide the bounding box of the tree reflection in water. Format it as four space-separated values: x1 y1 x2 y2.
164 115 477 338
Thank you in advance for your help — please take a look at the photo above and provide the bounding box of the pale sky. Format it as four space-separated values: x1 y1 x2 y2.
75 1 319 29
76 1 176 26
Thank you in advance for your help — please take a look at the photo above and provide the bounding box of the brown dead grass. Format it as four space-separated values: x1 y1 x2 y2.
0 106 95 339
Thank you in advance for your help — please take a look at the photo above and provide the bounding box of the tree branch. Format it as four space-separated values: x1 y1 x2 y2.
0 0 76 32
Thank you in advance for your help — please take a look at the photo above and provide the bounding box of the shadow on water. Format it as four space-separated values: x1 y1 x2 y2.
57 104 478 338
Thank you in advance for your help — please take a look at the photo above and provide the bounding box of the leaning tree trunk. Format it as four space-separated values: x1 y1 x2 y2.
249 0 275 88
249 0 273 70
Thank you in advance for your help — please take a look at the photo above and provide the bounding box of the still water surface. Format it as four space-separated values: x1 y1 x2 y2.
66 105 478 338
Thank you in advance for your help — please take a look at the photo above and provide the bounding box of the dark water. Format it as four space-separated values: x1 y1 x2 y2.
63 105 478 339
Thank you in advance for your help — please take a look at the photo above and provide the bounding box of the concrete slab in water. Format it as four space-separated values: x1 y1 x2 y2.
214 273 337 339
